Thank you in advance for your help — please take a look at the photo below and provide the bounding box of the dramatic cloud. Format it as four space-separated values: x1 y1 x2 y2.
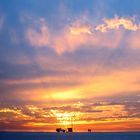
0 101 140 131
1 0 140 132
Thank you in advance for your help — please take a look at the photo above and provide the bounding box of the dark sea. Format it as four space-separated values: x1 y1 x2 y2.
0 132 140 140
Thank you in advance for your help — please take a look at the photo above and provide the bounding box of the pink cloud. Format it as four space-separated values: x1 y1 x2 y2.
127 31 140 48
51 27 123 54
26 20 50 47
25 16 140 54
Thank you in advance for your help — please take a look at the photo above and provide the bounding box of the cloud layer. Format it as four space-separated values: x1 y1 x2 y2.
0 101 140 131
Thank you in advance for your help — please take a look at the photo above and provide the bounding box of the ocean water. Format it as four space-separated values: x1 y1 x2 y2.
0 132 140 140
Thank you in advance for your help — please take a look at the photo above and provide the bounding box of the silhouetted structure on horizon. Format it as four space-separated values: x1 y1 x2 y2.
88 129 92 132
56 128 73 133
56 128 65 133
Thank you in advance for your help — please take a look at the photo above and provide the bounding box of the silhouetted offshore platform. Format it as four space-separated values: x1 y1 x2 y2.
56 128 73 133
56 128 93 133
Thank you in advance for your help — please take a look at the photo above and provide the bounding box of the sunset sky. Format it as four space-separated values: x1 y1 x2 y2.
0 0 140 132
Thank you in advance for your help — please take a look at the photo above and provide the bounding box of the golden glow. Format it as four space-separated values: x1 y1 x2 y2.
1 103 140 131
70 26 91 35
56 112 72 125
96 16 139 32
23 122 49 127
52 90 82 100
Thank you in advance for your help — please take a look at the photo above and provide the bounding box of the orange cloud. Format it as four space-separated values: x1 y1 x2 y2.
96 16 140 32
1 102 140 132
70 25 92 35
2 65 140 105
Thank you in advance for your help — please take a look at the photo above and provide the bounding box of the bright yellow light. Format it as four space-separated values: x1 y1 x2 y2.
53 111 76 126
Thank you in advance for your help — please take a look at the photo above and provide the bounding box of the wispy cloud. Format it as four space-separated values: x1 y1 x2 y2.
25 16 140 54
26 18 50 47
